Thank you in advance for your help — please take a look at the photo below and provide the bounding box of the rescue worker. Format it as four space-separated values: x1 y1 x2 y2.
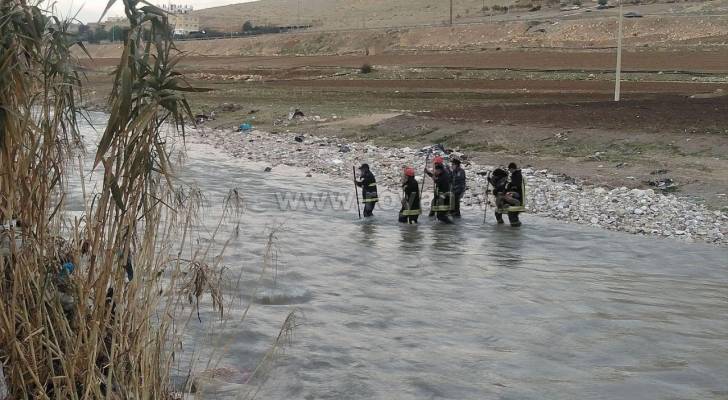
489 167 510 225
399 167 421 224
425 163 453 224
428 155 450 217
355 163 378 217
450 158 466 218
505 162 526 227
488 163 525 227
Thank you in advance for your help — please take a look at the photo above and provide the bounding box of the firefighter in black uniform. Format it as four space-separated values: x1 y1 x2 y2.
355 163 378 217
428 155 450 217
425 163 453 224
399 167 421 224
505 162 525 227
450 158 466 218
489 163 525 227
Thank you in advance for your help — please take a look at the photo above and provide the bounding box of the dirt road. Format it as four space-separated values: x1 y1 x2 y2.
264 79 726 95
85 48 728 73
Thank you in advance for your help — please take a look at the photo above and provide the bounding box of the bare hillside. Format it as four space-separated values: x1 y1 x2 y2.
192 0 725 32
193 0 518 31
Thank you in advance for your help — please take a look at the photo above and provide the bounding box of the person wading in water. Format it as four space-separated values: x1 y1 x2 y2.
355 163 379 217
425 163 453 224
399 166 421 224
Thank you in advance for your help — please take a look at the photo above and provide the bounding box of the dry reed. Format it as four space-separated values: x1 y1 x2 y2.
0 1 234 398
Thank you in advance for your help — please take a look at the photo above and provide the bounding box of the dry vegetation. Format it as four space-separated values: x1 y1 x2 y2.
0 1 233 398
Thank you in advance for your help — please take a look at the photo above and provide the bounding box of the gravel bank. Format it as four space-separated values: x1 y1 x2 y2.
190 128 728 246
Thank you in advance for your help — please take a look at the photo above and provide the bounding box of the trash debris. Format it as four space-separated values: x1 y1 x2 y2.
648 178 679 192
553 132 568 141
587 152 603 161
61 261 75 276
264 167 272 172
339 144 352 153
294 135 304 143
217 103 242 113
238 123 253 132
288 109 305 120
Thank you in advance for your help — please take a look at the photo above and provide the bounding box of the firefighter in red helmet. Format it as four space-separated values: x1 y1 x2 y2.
399 167 421 224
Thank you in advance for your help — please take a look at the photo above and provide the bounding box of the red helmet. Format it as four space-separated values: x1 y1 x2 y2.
404 167 415 177
433 156 445 165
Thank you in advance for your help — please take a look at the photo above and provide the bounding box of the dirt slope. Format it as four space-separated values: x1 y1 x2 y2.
80 14 728 59
193 0 516 31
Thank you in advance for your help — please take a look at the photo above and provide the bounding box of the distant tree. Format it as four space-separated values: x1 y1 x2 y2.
110 25 126 42
242 20 254 32
93 27 109 43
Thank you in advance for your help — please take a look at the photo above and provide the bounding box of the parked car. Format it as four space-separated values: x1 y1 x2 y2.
624 11 643 18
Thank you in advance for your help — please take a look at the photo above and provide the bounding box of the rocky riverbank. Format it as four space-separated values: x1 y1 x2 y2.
189 127 728 246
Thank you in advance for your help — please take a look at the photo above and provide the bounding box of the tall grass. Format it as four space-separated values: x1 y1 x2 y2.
0 1 227 398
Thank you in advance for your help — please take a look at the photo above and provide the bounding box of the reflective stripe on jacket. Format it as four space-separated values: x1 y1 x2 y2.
400 177 421 216
357 171 379 203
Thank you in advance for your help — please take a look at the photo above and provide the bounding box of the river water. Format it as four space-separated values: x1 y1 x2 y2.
76 116 728 399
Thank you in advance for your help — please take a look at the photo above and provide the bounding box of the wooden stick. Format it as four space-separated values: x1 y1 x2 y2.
483 172 491 224
353 166 362 219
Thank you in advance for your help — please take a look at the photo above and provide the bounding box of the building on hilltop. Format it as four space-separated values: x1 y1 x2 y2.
163 3 199 35
103 16 130 29
162 4 194 14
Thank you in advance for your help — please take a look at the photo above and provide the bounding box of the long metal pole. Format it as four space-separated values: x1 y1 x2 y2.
614 0 624 102
419 151 431 201
482 172 491 224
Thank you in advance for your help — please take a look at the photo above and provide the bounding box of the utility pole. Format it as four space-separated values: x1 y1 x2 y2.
450 0 454 26
297 0 301 27
614 0 624 102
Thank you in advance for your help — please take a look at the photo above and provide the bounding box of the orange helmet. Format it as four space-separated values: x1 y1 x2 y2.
433 156 444 165
404 167 415 177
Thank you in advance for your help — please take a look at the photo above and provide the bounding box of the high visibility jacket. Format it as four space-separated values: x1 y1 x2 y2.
400 177 421 216
431 172 452 212
356 170 379 203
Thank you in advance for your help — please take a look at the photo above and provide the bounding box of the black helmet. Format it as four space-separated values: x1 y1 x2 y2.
359 163 370 170
508 162 518 170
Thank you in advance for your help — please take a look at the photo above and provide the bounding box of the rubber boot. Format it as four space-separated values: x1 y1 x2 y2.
495 212 504 224
436 212 453 224
508 212 521 227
